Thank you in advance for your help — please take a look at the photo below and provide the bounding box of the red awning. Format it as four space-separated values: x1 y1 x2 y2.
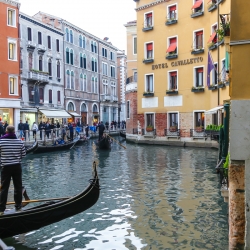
191 0 203 9
170 37 176 44
197 68 203 73
147 43 153 51
196 31 203 36
207 32 217 43
169 5 176 11
166 43 177 53
170 72 177 76
146 13 152 17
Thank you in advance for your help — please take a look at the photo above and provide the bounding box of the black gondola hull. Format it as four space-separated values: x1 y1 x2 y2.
0 164 99 239
95 137 111 150
119 131 126 139
25 141 38 154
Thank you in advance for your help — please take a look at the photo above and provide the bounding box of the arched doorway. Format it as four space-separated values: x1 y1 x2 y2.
81 103 87 125
93 104 99 125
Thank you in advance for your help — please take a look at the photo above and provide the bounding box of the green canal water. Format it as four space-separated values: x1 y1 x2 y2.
4 138 228 250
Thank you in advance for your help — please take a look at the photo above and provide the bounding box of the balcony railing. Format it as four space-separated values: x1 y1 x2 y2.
126 76 137 84
111 96 118 102
37 44 46 53
101 94 111 102
26 41 36 49
28 71 49 83
190 129 207 139
164 128 180 138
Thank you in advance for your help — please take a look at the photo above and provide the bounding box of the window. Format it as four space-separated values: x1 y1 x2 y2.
57 90 61 103
133 37 137 55
57 60 60 78
102 48 107 57
95 78 98 94
167 5 177 20
47 36 51 49
103 79 108 94
66 48 69 64
94 42 97 53
39 88 44 103
134 72 138 82
70 49 74 65
83 37 86 48
195 67 204 87
39 56 43 71
38 32 42 45
80 53 83 68
168 71 178 90
110 51 114 60
8 40 17 60
65 28 69 42
48 58 52 76
221 59 226 82
193 30 203 50
83 75 87 91
79 35 83 47
194 112 204 127
93 104 98 113
28 86 33 102
111 82 116 96
169 113 178 128
83 54 86 69
92 58 97 72
191 0 203 14
146 43 153 59
56 39 60 52
102 63 108 76
70 71 74 89
91 41 94 52
126 101 130 119
28 52 33 70
66 70 70 88
91 77 95 92
68 102 74 111
145 74 153 92
70 30 73 43
7 8 16 27
27 27 32 41
80 74 84 91
167 37 177 55
81 103 87 112
146 113 154 128
110 66 115 78
144 12 153 27
212 63 218 85
9 76 18 95
49 89 52 104
208 24 217 46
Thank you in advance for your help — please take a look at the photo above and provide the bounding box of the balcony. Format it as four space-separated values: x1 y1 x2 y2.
27 71 49 83
166 53 178 60
142 25 153 32
111 96 118 102
208 3 217 12
165 19 178 26
208 43 217 51
191 10 204 18
26 41 36 49
143 58 154 64
37 44 46 53
101 95 111 102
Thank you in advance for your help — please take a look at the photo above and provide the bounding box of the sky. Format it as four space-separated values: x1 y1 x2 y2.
18 0 137 52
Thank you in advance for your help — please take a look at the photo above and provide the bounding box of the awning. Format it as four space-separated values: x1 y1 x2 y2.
166 44 177 53
191 0 203 9
207 32 217 43
205 106 223 114
68 112 81 117
39 109 71 118
20 108 38 113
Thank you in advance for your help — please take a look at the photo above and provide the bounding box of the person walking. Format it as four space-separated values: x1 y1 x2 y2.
85 124 89 138
3 121 8 135
24 121 30 140
31 122 38 140
0 122 4 137
38 121 44 140
18 120 24 138
97 121 105 141
0 125 26 215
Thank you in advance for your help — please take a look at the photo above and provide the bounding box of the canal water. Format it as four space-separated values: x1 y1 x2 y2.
4 138 228 250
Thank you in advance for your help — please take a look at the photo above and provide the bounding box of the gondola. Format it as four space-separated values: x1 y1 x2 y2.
33 138 79 154
0 161 100 239
95 136 111 150
119 131 126 139
25 140 38 154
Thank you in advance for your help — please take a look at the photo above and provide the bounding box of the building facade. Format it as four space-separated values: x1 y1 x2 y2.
130 0 230 138
19 12 66 125
33 12 119 126
0 0 21 129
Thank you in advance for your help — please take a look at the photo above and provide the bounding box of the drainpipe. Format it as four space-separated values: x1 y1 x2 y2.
217 2 220 106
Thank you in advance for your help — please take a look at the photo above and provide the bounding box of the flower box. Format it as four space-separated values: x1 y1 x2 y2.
166 54 178 59
191 49 204 55
143 92 154 97
208 44 217 51
165 19 178 26
166 90 178 95
143 58 154 64
146 127 154 132
195 127 203 132
208 4 217 12
218 83 226 88
169 126 177 132
191 88 204 93
191 11 204 18
208 85 217 90
142 26 153 32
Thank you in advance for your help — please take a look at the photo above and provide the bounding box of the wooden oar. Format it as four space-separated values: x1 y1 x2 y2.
70 137 79 149
107 134 126 149
7 197 70 205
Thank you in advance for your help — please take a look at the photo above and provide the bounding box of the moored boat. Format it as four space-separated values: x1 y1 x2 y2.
0 161 100 239
95 136 111 150
25 140 38 154
119 131 126 139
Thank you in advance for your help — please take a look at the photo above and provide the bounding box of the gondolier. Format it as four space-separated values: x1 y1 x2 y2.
97 121 105 141
0 125 26 215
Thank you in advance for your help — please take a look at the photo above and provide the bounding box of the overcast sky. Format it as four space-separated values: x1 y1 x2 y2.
19 0 136 51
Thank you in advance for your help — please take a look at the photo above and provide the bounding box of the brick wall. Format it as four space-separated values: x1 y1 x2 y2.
179 112 192 137
155 113 167 136
126 91 138 134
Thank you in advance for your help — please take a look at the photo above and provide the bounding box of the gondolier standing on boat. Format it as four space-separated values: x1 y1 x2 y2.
97 121 105 141
0 125 26 215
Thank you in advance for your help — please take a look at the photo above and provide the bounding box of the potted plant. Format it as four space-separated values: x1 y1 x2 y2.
169 126 177 132
195 126 203 132
146 125 154 132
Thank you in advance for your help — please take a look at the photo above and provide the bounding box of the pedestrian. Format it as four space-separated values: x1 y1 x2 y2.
0 125 26 215
45 122 50 138
97 121 105 141
105 121 109 130
68 123 74 141
85 124 89 138
56 122 60 137
24 121 30 140
0 122 4 137
38 121 44 140
62 125 66 141
31 122 38 139
18 120 24 138
3 121 8 134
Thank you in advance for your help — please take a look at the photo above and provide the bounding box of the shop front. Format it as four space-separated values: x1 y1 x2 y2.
92 114 99 125
67 111 82 125
0 109 10 124
20 108 38 127
39 109 71 126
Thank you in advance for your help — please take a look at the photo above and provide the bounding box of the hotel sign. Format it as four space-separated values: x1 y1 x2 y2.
152 57 203 70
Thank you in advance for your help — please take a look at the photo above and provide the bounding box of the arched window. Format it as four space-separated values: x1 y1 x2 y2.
83 37 86 48
65 28 69 42
91 41 94 52
94 42 97 53
84 74 87 91
39 87 44 103
66 48 69 64
80 73 83 91
94 58 97 72
91 57 94 71
103 79 108 94
68 102 74 111
70 30 73 43
70 49 74 65
48 58 52 76
83 54 86 69
79 35 82 47
81 103 87 112
66 70 70 88
91 77 95 92
71 71 74 89
28 52 33 71
80 53 83 68
95 78 98 94
49 89 52 104
57 60 60 78
93 104 98 112
39 55 43 71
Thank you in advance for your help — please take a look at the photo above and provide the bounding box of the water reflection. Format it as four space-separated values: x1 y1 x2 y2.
5 140 228 249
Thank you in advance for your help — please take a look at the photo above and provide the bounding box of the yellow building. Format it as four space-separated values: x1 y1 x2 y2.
131 0 230 139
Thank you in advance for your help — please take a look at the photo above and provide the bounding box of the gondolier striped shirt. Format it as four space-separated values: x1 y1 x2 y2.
0 139 26 167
